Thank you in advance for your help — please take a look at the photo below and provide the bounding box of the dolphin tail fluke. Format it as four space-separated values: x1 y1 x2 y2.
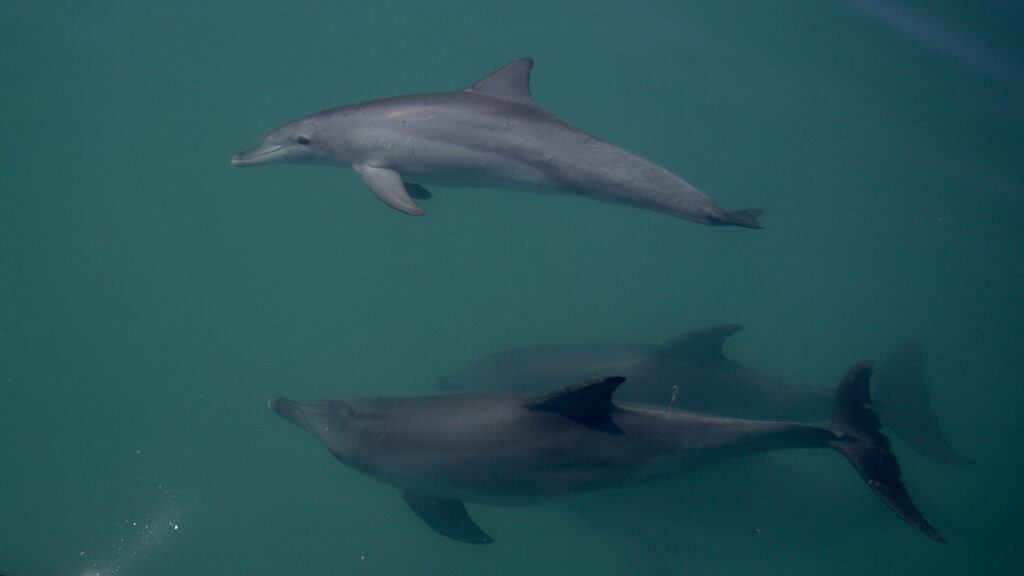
828 361 946 542
874 341 972 465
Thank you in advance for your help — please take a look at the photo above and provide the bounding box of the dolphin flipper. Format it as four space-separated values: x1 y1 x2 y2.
874 341 972 465
404 183 433 199
401 492 493 544
353 164 425 215
829 362 946 542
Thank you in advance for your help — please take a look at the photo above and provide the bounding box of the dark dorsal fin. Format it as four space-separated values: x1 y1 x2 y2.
466 58 536 106
656 324 743 363
526 377 625 433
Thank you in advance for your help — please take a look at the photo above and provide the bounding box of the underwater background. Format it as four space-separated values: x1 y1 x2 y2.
2 0 1022 574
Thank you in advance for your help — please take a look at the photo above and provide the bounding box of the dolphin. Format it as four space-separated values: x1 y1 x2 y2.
231 58 761 227
270 362 943 544
436 324 818 419
435 324 969 465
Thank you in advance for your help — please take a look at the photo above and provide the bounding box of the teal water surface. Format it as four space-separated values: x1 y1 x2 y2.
2 1 1022 575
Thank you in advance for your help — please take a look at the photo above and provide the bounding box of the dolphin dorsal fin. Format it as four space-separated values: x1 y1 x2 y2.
526 377 625 433
656 324 743 363
467 58 536 106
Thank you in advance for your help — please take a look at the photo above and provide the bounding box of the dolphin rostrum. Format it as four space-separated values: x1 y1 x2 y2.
232 58 761 227
270 362 943 544
435 324 970 465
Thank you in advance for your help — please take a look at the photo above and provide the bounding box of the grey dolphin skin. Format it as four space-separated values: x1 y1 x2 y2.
436 324 969 465
270 362 943 544
231 59 761 227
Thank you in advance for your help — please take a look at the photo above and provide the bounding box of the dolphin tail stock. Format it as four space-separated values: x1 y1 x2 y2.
873 341 972 466
828 361 946 542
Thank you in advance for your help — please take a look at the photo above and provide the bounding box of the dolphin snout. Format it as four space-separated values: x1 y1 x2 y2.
230 143 289 166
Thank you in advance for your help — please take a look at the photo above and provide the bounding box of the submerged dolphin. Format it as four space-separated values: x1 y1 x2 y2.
232 58 761 227
270 362 943 544
436 324 969 465
436 324 818 418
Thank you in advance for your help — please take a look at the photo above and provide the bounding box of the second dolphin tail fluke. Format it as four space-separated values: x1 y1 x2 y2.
828 361 946 542
874 341 972 466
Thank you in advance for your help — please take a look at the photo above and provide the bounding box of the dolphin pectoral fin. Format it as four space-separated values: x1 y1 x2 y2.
353 164 425 215
401 492 493 544
829 362 946 542
404 182 433 200
874 341 972 466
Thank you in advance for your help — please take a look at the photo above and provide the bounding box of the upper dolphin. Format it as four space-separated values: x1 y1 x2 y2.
231 58 761 227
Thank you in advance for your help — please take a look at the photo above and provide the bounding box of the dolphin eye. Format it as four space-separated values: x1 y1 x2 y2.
295 135 311 145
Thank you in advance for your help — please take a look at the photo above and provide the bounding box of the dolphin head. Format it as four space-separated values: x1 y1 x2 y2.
270 397 363 459
231 116 329 167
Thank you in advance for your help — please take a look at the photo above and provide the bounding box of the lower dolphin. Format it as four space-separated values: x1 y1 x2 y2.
270 362 943 544
435 324 969 465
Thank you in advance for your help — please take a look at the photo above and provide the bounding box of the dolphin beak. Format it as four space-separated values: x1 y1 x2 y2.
269 397 315 434
230 143 289 166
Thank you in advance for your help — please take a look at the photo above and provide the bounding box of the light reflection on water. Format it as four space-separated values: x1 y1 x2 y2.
77 486 186 576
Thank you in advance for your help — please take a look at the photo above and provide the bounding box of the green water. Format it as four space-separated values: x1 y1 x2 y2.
2 1 1021 574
